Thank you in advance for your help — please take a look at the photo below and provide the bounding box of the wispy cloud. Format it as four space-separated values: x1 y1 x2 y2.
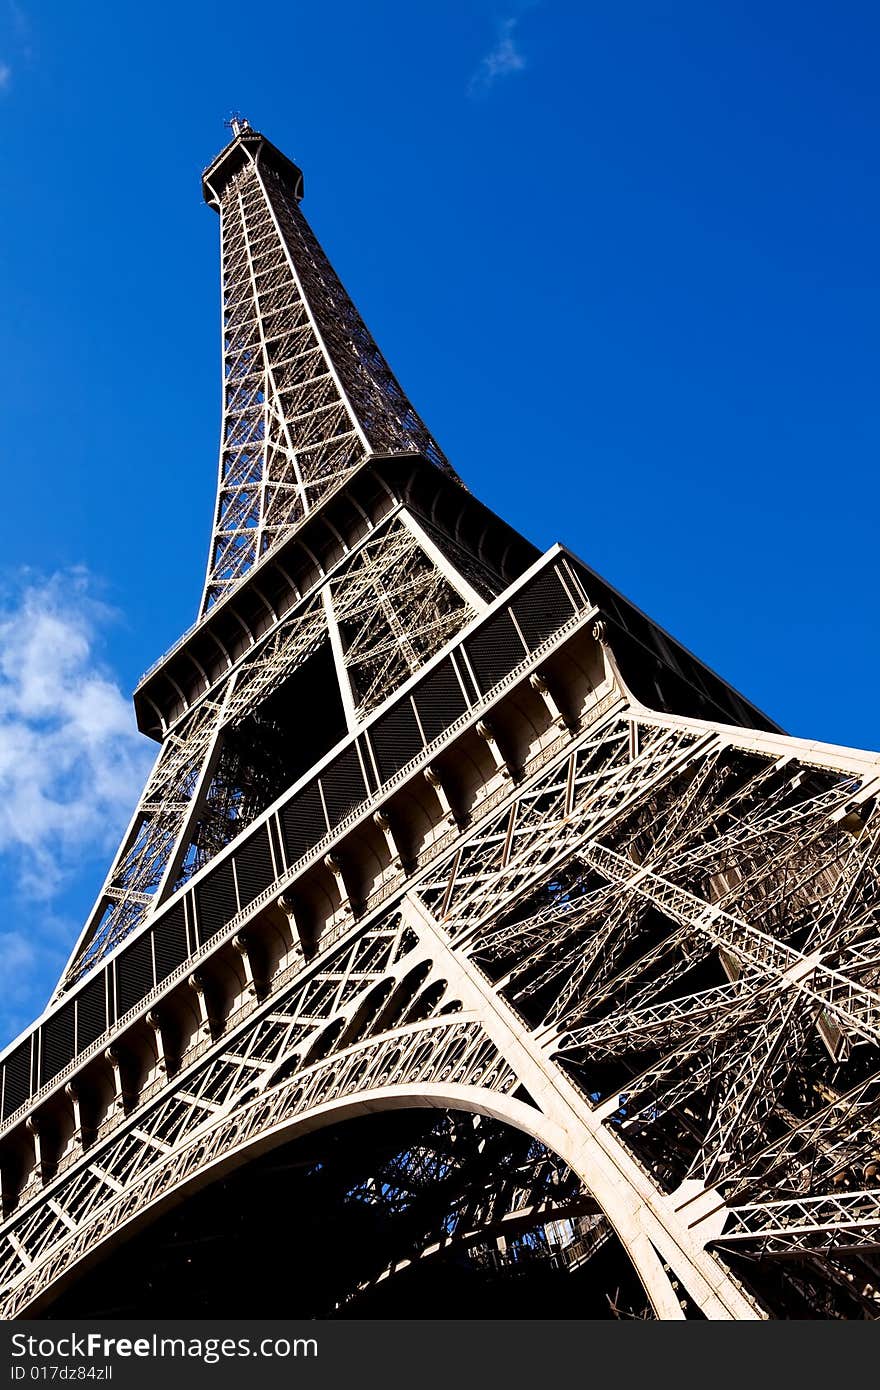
0 569 151 897
468 16 527 98
0 570 153 1036
2 0 35 88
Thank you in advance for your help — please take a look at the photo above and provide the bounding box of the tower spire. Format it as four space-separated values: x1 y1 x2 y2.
49 126 503 987
2 123 877 1324
199 123 454 613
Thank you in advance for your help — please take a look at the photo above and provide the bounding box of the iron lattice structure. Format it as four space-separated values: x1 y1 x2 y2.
1 121 879 1319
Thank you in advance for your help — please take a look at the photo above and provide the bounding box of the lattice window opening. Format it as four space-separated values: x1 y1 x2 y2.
73 845 168 967
74 898 143 978
218 455 264 493
224 382 265 413
599 1001 872 1199
214 477 262 517
61 694 230 981
600 760 741 881
717 1048 880 1207
679 795 879 969
516 912 685 1046
603 794 827 942
220 456 264 492
332 531 474 714
469 861 613 985
341 1112 586 1248
109 817 179 895
508 845 867 1184
552 743 876 958
177 640 346 883
558 956 772 1090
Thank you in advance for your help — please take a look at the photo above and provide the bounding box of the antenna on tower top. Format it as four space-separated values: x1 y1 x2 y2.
225 112 250 137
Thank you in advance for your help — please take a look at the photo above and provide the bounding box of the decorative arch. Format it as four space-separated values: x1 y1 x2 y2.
14 1070 684 1320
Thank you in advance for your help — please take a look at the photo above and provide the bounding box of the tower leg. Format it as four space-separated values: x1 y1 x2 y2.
402 894 762 1319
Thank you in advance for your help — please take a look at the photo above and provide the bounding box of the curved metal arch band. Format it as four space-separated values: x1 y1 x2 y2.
6 1066 689 1322
0 978 722 1323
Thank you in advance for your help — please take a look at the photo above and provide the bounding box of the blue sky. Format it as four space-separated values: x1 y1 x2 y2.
0 0 878 1044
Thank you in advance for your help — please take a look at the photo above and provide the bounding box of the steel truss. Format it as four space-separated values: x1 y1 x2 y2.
202 129 451 612
2 122 878 1320
59 511 478 986
4 690 880 1317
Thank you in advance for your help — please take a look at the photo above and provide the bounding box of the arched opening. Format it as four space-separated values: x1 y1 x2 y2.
40 1107 660 1319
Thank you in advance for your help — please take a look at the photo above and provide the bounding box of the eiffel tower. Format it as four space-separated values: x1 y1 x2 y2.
2 119 879 1322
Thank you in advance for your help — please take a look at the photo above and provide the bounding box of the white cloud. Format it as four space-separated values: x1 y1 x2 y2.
468 17 527 97
0 62 11 89
0 570 153 1039
0 570 152 902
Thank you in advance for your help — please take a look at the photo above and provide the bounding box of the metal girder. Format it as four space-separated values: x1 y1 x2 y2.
201 132 452 612
6 122 880 1322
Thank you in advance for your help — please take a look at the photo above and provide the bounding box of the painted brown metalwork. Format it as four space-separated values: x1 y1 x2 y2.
1 121 878 1319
